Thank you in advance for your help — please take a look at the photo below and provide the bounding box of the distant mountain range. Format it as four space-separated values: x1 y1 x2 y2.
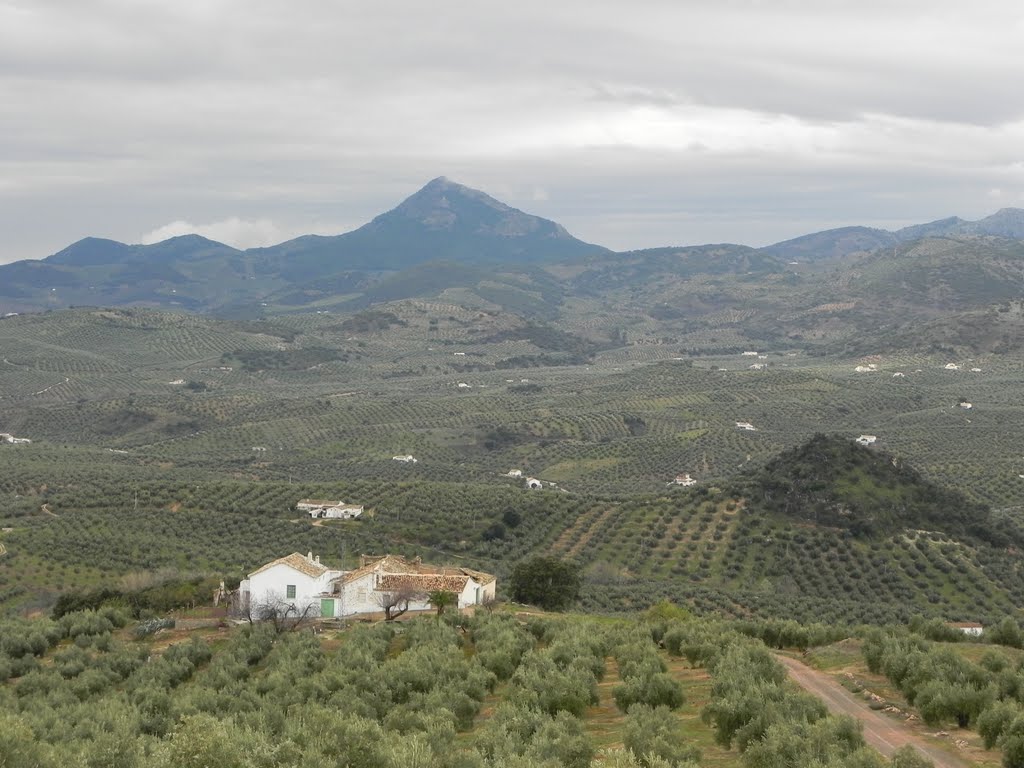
761 207 1024 262
0 178 606 313
2 178 1024 336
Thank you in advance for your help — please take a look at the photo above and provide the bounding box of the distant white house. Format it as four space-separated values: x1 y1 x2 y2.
525 477 543 490
672 473 697 487
971 368 982 373
944 363 961 370
958 402 973 410
297 499 339 513
854 364 878 373
749 363 766 370
948 621 983 637
297 499 364 520
457 382 471 388
0 433 31 445
735 421 757 431
855 435 877 446
892 372 905 378
324 505 363 520
504 469 523 478
741 351 760 356
393 455 418 463
453 352 466 356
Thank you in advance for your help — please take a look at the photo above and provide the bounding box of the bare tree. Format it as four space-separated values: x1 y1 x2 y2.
242 594 318 633
375 584 424 621
480 593 498 614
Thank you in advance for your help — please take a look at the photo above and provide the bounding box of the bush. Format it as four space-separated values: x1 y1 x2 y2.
890 745 935 768
978 700 1020 749
135 617 176 638
624 704 700 767
509 557 582 611
613 673 685 712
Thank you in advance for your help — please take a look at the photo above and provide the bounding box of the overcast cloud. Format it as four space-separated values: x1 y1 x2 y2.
2 0 1023 263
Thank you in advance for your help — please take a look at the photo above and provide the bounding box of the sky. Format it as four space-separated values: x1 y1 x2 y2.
2 0 1024 264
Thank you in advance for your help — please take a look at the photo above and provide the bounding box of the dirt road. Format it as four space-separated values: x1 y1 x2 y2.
776 654 971 768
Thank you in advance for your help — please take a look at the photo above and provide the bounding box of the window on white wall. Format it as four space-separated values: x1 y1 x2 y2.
286 585 296 599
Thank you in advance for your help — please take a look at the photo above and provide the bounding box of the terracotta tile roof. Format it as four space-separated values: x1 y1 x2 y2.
248 552 330 579
297 499 343 507
376 574 469 593
333 554 495 588
459 567 496 586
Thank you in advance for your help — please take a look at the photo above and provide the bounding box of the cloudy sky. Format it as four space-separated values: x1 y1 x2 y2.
2 0 1023 263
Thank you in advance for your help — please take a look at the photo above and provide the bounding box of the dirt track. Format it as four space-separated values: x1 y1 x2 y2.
776 654 971 768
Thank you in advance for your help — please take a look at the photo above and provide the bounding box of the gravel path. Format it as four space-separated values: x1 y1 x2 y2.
776 654 972 768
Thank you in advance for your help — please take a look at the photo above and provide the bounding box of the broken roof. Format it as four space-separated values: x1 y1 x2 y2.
333 554 496 587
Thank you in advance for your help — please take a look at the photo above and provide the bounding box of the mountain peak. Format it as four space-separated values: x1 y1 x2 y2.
363 178 568 242
393 177 516 229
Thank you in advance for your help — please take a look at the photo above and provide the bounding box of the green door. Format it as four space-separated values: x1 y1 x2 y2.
320 598 335 618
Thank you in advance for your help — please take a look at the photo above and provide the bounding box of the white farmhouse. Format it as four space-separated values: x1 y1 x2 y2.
296 498 340 513
505 469 523 478
323 555 496 619
239 552 340 619
944 363 961 370
672 473 697 487
854 364 878 373
393 455 418 463
855 435 877 446
323 505 363 520
240 553 497 620
735 421 757 431
525 477 543 490
741 351 760 356
958 402 973 410
297 499 364 519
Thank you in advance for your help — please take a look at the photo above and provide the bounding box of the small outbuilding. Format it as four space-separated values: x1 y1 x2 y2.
948 621 983 637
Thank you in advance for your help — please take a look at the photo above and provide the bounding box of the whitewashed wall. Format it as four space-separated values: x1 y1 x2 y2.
247 563 336 617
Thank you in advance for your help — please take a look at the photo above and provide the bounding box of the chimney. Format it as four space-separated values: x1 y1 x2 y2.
315 555 321 564
307 551 313 561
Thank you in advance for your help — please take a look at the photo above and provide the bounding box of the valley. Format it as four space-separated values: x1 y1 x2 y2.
0 182 1023 768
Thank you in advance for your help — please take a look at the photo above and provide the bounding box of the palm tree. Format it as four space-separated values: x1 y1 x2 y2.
427 590 456 620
